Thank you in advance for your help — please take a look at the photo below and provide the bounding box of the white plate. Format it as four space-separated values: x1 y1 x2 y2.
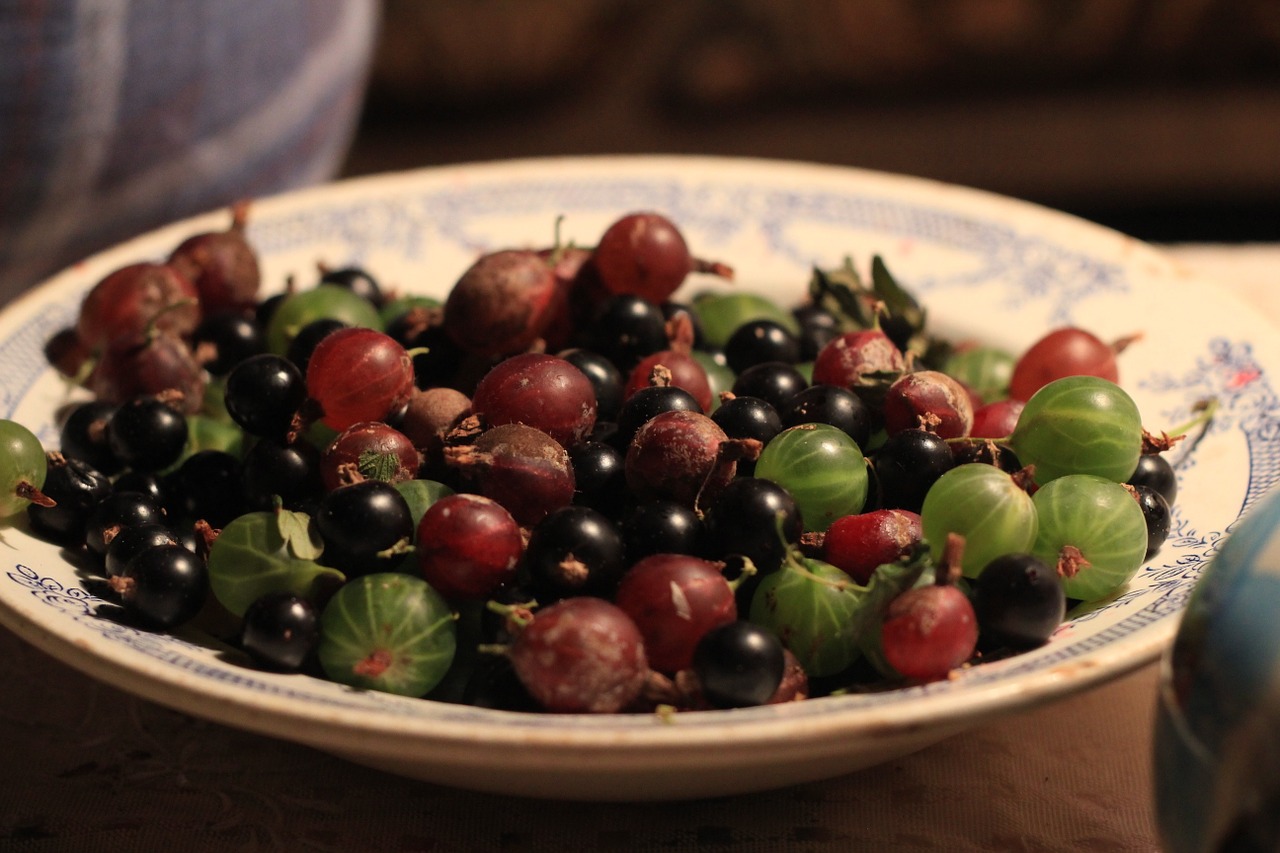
0 155 1274 802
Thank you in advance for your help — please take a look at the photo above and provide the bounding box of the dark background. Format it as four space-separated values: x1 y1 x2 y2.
341 0 1280 244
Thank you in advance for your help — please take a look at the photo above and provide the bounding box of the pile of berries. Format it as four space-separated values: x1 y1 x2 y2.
3 206 1186 715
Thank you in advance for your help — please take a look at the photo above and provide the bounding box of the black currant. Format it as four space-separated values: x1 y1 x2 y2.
112 470 168 505
724 319 801 373
730 361 808 411
712 395 783 445
105 396 187 472
285 317 348 376
567 440 626 516
104 522 181 578
239 438 323 512
112 543 208 629
778 383 873 450
613 384 701 451
315 480 414 577
560 348 624 422
951 438 1022 474
1127 453 1177 506
461 655 540 712
701 477 802 576
662 301 705 349
971 553 1065 649
164 449 246 528
871 428 955 513
386 316 466 391
792 303 840 361
1135 484 1173 559
586 294 668 371
59 400 121 476
27 455 111 547
524 505 626 600
224 353 306 440
692 621 786 708
191 311 266 376
620 500 703 563
319 265 383 306
240 591 320 671
85 490 167 557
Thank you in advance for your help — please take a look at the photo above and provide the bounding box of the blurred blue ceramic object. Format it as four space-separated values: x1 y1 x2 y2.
1156 486 1280 852
0 0 378 304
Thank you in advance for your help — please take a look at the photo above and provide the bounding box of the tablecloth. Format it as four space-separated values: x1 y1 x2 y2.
0 244 1274 853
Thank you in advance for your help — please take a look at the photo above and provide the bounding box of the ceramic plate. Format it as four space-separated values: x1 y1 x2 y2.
0 156 1274 801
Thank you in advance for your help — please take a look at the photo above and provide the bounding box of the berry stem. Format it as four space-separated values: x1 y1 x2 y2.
938 532 965 586
485 599 537 631
691 257 734 280
14 480 54 508
723 556 758 592
1109 332 1143 355
229 199 252 232
1154 397 1220 449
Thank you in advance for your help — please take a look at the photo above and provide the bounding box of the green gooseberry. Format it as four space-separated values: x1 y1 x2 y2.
920 463 1038 579
1009 375 1143 485
318 573 457 697
1031 474 1149 602
692 292 800 350
754 423 868 532
265 284 383 355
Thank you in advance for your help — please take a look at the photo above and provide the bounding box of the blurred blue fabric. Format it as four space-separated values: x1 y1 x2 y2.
0 0 379 304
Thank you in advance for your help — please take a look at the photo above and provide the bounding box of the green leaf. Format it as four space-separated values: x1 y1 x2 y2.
209 511 343 616
358 449 401 482
852 544 934 677
394 479 455 528
277 508 324 560
809 261 875 331
870 254 926 335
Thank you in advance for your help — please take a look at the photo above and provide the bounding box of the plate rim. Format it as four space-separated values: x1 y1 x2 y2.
0 153 1250 768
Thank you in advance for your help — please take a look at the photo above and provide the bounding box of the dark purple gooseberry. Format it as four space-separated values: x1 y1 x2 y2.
507 596 649 714
167 202 261 314
87 330 206 414
590 211 732 304
443 249 566 357
444 423 575 527
625 410 737 509
614 552 737 674
469 353 598 448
